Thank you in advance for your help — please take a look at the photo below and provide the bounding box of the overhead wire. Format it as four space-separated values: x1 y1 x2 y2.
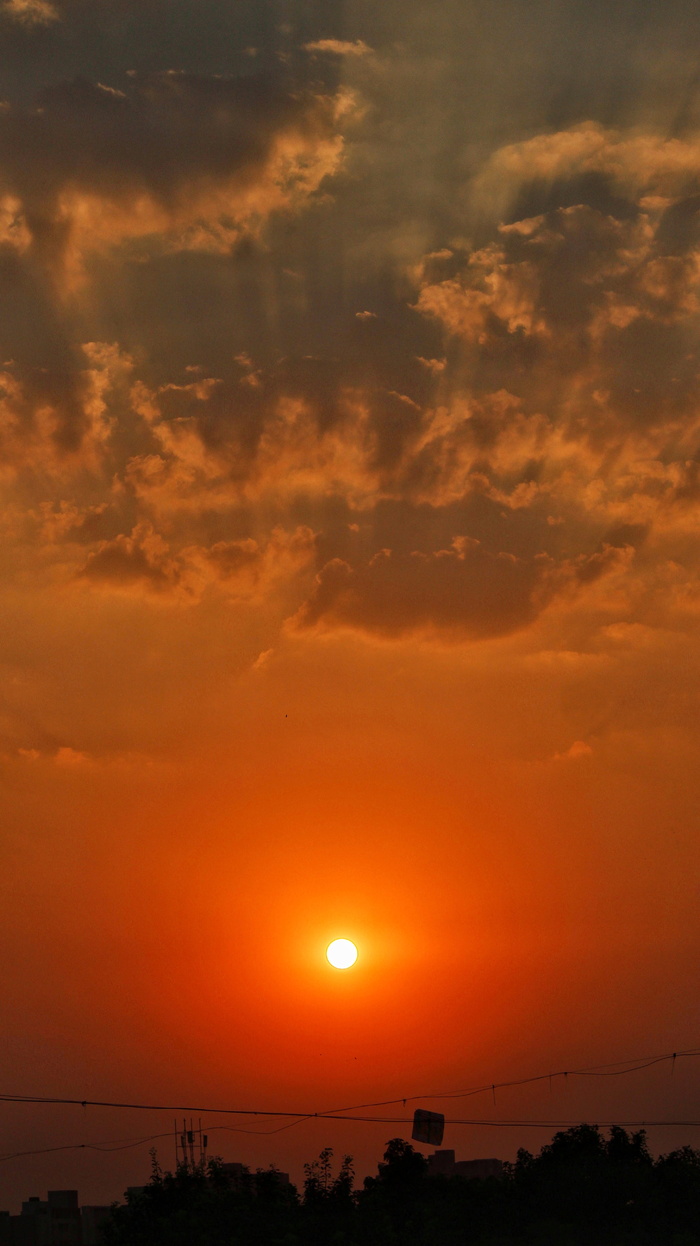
318 1047 700 1118
0 1046 698 1158
3 1116 700 1167
196 1049 700 1137
3 1046 698 1127
0 1133 174 1164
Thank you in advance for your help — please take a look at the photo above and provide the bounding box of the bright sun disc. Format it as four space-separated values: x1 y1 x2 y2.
326 938 358 969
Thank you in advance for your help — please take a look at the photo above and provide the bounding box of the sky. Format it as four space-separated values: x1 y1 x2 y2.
1 0 700 1210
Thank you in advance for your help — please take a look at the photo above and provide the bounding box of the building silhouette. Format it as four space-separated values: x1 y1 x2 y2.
427 1150 503 1180
0 1192 111 1246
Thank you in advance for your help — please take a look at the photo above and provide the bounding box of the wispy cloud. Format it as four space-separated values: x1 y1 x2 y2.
0 73 351 287
304 38 372 57
3 0 59 25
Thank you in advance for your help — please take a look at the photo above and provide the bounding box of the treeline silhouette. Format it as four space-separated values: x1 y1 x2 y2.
102 1125 700 1246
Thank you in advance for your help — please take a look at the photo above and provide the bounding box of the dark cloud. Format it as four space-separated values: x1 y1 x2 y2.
80 523 179 591
416 187 700 442
0 70 347 271
506 171 638 227
0 0 348 104
76 519 316 602
296 542 546 639
304 39 372 57
2 0 58 28
2 24 700 653
0 68 348 455
0 360 88 454
655 194 700 255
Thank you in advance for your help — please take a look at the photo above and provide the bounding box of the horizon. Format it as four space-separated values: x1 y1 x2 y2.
1 1110 697 1215
1 1048 699 1209
1 1117 696 1216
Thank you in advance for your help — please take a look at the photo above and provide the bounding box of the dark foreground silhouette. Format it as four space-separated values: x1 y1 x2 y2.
102 1125 700 1246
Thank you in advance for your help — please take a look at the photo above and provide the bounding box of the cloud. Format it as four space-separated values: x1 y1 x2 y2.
471 122 700 226
54 745 89 766
292 527 641 640
0 71 352 464
79 522 181 594
304 39 372 57
7 742 155 770
3 0 58 25
415 356 446 374
295 542 547 639
123 363 427 517
0 341 132 472
0 72 351 281
190 525 316 601
553 740 594 761
414 176 700 491
78 521 316 603
5 116 700 654
355 310 378 320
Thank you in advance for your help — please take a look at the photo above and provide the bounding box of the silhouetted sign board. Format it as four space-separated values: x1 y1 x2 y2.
412 1109 445 1146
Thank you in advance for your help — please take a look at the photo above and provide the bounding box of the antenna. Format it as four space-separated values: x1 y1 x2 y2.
175 1114 207 1171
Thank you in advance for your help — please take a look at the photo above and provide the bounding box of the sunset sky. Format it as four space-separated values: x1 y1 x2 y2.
1 0 700 1209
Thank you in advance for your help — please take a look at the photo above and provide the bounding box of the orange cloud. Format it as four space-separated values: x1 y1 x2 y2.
3 118 700 659
412 191 700 532
2 0 58 24
0 73 352 285
78 522 316 604
472 122 700 224
293 538 636 641
80 522 181 595
553 740 594 761
0 342 131 477
304 39 372 57
294 544 543 639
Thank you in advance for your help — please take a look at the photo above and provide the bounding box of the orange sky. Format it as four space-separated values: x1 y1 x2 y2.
1 0 700 1210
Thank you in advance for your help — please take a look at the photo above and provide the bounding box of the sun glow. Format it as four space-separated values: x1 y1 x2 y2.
326 938 358 969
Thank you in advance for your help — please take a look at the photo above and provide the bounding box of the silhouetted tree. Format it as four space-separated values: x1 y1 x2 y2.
103 1152 298 1246
359 1138 428 1246
99 1128 700 1246
651 1145 700 1243
301 1147 356 1244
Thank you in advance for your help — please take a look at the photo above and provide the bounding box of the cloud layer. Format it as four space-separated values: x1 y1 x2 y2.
3 85 700 651
0 70 349 280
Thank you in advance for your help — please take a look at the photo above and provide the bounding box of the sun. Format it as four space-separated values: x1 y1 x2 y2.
326 938 358 969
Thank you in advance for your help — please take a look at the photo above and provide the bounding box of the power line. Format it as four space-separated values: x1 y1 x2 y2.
0 1046 697 1126
0 1134 173 1164
3 1118 700 1166
320 1048 700 1117
0 1046 697 1161
207 1116 700 1132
